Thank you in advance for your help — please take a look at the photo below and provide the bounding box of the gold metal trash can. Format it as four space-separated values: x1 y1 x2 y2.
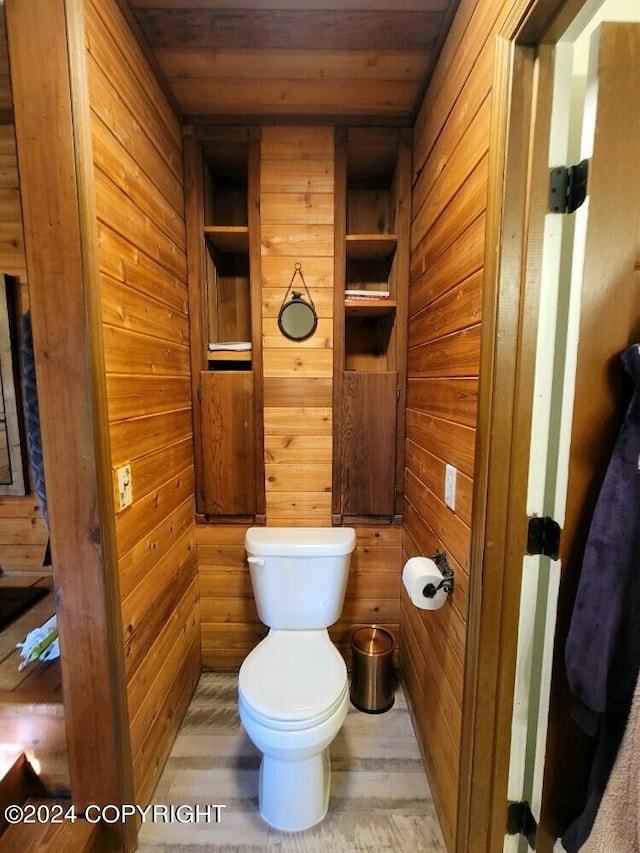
349 625 395 713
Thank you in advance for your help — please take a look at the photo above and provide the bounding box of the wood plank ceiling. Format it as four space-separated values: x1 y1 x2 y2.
126 0 460 124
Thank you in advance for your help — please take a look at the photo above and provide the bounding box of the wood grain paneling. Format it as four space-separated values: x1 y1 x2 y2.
126 1 462 124
105 375 191 420
97 223 189 312
7 0 139 831
409 271 482 345
406 378 478 428
198 524 261 671
85 0 199 807
341 371 397 516
261 192 334 225
401 597 459 852
262 316 333 349
404 0 512 847
200 371 256 515
405 439 473 526
262 286 334 319
118 497 194 601
0 98 45 571
135 8 445 51
0 15 11 121
172 78 421 117
115 466 194 559
261 255 334 289
0 129 24 279
405 470 470 576
134 632 200 802
260 128 334 527
411 97 491 244
198 524 401 671
0 500 48 570
409 213 486 314
263 376 332 407
408 324 481 379
265 434 333 464
109 410 193 464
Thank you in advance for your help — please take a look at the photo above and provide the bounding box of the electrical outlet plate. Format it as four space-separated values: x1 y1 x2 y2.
115 462 133 511
444 464 457 511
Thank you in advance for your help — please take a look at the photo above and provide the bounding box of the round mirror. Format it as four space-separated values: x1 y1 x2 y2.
277 293 317 341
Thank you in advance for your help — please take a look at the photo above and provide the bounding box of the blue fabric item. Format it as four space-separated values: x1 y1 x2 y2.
563 343 640 852
21 311 48 530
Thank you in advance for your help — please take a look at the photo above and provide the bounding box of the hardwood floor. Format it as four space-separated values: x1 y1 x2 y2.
138 672 446 852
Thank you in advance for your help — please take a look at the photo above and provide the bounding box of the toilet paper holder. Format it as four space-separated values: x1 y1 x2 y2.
423 551 454 599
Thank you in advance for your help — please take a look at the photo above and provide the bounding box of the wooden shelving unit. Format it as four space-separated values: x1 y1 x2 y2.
333 128 411 524
344 298 396 316
345 234 397 260
204 225 249 254
184 127 265 521
207 350 252 364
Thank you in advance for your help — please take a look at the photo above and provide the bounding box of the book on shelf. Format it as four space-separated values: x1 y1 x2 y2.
344 289 390 300
207 342 252 351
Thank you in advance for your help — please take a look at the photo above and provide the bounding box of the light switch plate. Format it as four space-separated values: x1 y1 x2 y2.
444 464 457 511
115 463 133 511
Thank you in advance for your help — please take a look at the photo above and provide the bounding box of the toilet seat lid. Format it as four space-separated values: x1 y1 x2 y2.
239 631 347 726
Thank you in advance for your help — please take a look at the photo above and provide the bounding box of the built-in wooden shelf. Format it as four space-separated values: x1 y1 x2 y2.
204 225 249 253
345 298 397 316
207 350 252 363
334 128 411 523
345 234 398 260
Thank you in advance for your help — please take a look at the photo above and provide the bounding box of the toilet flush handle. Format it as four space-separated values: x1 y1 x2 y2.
247 557 266 568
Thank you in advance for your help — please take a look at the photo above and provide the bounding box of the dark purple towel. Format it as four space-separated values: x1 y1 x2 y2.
563 343 640 852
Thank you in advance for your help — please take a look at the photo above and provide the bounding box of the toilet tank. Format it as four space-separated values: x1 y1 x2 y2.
245 527 356 629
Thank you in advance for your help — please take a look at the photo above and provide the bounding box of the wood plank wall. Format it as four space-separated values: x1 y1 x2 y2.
0 128 24 284
198 126 402 670
261 126 335 525
403 0 513 848
84 0 200 806
199 523 401 670
0 121 47 572
0 14 48 574
0 13 11 122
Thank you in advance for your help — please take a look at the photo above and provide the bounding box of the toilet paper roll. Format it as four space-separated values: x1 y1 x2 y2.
402 556 449 611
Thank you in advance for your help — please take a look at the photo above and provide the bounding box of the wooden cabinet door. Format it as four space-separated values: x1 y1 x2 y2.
341 371 396 517
200 370 256 515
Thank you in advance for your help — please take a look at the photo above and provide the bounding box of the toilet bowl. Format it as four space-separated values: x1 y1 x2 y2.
238 630 349 831
238 527 356 832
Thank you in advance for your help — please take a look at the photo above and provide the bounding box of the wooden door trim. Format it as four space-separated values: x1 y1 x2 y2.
6 0 135 846
535 25 640 847
183 126 207 515
332 127 347 524
459 38 540 853
392 129 412 521
459 0 591 851
248 129 266 522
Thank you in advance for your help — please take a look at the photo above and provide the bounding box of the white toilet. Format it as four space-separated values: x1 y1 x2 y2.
238 526 356 832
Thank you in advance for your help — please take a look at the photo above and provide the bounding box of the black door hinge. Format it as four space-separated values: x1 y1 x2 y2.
527 516 561 560
507 800 537 848
548 159 589 213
